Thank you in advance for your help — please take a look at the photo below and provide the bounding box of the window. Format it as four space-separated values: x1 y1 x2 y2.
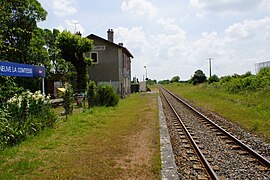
91 52 98 64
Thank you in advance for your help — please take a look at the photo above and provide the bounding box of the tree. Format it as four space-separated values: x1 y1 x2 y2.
158 79 170 84
208 74 219 84
56 31 93 90
191 70 207 85
0 0 48 92
27 28 50 66
0 77 23 103
44 28 69 74
170 76 180 83
0 0 47 63
147 79 157 85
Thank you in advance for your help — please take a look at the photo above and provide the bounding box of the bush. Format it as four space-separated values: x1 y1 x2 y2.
208 75 219 84
216 68 270 94
0 76 23 104
95 85 119 107
87 80 96 108
63 84 73 114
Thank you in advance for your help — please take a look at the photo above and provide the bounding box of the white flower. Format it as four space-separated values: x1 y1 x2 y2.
46 94 51 100
18 96 22 109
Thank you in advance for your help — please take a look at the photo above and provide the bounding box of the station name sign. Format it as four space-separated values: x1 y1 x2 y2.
0 61 46 78
93 45 106 51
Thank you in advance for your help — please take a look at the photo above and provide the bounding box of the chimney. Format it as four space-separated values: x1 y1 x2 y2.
118 42 123 46
75 31 82 37
107 29 114 42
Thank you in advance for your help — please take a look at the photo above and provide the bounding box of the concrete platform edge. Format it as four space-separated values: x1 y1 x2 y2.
158 95 179 180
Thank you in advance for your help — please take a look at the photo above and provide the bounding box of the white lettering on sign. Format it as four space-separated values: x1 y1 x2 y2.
0 66 12 72
93 45 106 50
18 67 32 74
12 67 17 73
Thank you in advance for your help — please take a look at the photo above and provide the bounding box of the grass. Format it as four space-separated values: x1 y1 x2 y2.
0 92 161 179
164 83 270 141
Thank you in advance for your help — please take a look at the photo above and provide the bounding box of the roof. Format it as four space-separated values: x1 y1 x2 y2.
87 34 134 58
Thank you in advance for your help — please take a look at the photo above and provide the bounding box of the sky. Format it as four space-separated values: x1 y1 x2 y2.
38 0 270 81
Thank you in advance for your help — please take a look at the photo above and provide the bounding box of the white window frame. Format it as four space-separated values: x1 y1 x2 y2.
91 52 98 64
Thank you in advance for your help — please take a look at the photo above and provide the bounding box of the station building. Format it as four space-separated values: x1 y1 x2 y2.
86 29 134 97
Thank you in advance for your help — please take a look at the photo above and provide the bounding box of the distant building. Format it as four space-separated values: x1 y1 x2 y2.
86 29 134 97
255 60 270 73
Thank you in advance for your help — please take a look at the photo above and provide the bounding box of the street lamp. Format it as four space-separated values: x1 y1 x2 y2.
144 66 147 80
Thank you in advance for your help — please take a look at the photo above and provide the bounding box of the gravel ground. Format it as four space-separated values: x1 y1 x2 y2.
160 88 270 179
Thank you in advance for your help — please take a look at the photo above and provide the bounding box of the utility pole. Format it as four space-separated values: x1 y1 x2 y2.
207 58 214 77
73 22 79 33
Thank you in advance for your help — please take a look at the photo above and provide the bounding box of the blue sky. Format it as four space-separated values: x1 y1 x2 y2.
38 0 270 81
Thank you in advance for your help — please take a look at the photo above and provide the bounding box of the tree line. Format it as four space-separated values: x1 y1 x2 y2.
158 67 270 94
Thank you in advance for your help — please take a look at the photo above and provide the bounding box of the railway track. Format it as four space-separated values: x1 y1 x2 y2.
159 86 270 179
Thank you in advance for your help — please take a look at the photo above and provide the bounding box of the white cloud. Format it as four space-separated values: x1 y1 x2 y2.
260 0 270 11
52 0 77 16
114 27 150 55
225 17 270 42
156 18 186 36
114 23 192 80
190 0 262 14
264 27 270 40
121 0 158 20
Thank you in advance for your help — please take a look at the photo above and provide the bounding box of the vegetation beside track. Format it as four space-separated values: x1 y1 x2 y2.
164 83 270 141
0 92 161 179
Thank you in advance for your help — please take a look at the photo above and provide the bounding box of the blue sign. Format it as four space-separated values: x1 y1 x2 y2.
0 61 46 78
33 65 46 78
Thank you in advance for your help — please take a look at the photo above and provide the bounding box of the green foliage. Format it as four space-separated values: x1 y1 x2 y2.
158 79 170 84
56 31 93 90
219 68 270 93
170 76 180 83
0 91 57 149
63 84 73 115
27 28 50 66
43 28 71 76
0 0 47 63
191 70 207 85
87 81 96 108
0 0 49 92
0 77 23 103
208 74 219 84
147 79 157 85
210 68 270 94
95 85 119 107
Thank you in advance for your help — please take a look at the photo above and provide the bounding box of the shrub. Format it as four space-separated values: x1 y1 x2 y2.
95 85 119 107
0 76 23 104
208 75 219 84
217 68 270 94
87 80 96 108
63 84 73 114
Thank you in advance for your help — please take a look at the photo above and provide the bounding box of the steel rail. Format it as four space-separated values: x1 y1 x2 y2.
160 88 219 180
161 86 270 168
